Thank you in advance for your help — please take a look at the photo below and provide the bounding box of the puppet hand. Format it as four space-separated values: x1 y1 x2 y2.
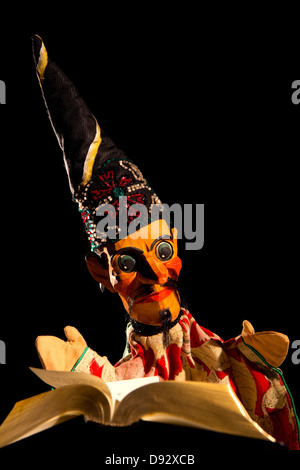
241 320 289 368
35 326 87 371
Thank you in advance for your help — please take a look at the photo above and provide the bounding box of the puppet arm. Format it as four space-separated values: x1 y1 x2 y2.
35 326 116 381
35 326 158 381
36 326 88 371
241 320 289 367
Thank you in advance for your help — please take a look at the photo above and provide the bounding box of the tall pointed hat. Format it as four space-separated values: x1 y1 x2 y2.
32 35 162 251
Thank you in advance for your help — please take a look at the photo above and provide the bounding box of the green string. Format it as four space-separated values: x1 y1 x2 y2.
242 337 300 447
71 346 89 372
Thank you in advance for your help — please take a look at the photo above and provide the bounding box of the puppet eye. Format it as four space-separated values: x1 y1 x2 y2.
118 254 136 273
155 241 173 261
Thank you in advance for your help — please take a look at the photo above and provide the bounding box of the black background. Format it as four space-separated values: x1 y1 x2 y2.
0 10 299 463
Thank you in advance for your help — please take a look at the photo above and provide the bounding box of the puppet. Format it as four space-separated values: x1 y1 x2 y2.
32 36 299 449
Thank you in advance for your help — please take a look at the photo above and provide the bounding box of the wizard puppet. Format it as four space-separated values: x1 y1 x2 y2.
32 36 299 450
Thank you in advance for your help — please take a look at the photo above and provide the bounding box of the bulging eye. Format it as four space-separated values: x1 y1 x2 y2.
118 254 136 273
155 241 173 261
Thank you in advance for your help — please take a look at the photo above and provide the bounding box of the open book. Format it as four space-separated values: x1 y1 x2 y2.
0 368 275 448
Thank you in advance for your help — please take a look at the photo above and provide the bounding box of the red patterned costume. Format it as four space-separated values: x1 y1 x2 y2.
71 310 299 450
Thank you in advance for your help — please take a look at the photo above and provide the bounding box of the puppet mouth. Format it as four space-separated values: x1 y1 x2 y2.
130 278 178 306
135 287 174 304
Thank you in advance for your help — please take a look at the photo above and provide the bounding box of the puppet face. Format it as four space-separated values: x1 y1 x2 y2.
108 219 182 326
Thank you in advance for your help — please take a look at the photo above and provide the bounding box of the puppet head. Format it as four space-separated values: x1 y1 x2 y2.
32 35 183 336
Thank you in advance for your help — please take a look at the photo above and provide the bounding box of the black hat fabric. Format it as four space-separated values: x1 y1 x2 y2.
32 35 162 250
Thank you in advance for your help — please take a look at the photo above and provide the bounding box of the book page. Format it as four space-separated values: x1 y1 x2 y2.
30 368 159 414
112 379 276 442
30 368 159 418
106 376 159 410
0 384 111 448
30 367 112 404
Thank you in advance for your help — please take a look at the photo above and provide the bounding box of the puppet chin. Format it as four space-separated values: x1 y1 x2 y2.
121 290 181 326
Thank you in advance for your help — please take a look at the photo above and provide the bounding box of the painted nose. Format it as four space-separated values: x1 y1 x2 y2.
142 254 169 285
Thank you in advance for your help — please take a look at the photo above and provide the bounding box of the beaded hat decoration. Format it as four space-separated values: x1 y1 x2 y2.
32 36 162 251
76 159 163 249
